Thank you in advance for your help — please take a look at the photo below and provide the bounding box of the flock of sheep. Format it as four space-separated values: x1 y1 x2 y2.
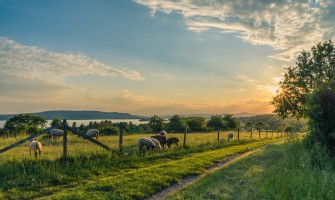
29 129 234 158
138 130 180 153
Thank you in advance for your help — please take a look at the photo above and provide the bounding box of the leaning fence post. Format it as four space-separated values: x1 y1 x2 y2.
62 119 68 160
119 123 123 154
183 125 187 147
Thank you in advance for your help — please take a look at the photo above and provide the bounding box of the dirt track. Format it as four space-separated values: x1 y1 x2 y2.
145 147 261 200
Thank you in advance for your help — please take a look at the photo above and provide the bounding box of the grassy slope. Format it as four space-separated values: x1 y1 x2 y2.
0 137 283 200
168 140 335 200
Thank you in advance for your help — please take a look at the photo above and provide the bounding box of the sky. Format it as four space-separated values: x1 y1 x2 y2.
0 0 334 116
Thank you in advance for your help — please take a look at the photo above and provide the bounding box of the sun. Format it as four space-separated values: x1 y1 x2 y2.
269 86 280 95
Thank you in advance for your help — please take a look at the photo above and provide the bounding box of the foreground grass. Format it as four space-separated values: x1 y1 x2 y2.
0 137 283 199
168 139 335 200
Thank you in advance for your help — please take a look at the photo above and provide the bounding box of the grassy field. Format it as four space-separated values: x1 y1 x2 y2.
0 131 285 199
167 139 335 200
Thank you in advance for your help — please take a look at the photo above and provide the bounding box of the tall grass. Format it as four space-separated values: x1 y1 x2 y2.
167 137 335 200
256 139 335 199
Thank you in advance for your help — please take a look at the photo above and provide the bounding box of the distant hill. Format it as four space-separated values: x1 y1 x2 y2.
0 110 146 120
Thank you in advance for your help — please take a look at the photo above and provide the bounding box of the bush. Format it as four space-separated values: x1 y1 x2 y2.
306 81 335 151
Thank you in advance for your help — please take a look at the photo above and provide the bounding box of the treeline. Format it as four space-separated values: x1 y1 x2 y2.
0 113 307 138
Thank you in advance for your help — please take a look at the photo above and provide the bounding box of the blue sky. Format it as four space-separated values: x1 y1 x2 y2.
0 0 333 116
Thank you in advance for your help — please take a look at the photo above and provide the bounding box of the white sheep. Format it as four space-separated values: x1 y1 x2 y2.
138 137 158 152
86 129 99 139
148 138 162 149
228 132 234 141
50 129 64 140
30 138 42 158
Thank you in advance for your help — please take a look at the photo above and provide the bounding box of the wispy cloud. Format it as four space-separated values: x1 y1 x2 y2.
0 37 143 85
135 0 335 61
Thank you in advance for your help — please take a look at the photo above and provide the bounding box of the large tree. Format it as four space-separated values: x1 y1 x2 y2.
271 40 335 118
3 114 47 136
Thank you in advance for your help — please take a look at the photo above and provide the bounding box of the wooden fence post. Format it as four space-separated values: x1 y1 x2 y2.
119 123 123 154
259 129 261 139
217 128 220 142
272 128 274 138
62 119 68 160
238 128 240 141
183 125 187 147
250 128 253 139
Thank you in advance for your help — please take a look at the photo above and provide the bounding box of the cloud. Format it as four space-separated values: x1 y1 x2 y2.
0 37 143 85
134 0 335 61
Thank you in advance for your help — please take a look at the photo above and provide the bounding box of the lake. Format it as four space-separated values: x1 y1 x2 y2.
0 119 147 128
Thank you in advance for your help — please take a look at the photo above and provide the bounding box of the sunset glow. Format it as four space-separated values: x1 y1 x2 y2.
0 0 333 116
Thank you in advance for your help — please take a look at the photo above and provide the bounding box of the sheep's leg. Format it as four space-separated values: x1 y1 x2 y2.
34 150 38 158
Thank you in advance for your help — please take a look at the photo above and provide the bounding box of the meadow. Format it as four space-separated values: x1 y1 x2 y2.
167 139 335 200
0 131 286 199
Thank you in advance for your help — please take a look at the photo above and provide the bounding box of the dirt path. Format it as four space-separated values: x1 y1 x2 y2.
145 147 261 200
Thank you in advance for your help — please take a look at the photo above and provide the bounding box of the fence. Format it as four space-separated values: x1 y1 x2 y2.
0 121 289 160
0 119 114 160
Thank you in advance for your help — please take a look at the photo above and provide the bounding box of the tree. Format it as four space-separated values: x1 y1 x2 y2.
254 121 266 131
222 113 239 129
3 114 47 136
186 117 207 132
167 115 184 133
207 115 227 131
245 121 253 131
305 81 335 146
271 40 335 118
149 115 165 133
51 118 62 127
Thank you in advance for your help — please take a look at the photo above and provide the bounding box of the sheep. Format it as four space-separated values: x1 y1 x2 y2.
159 130 167 137
148 138 162 149
86 129 99 139
150 135 167 148
50 129 64 140
138 137 159 153
228 132 234 141
167 137 179 148
30 138 42 158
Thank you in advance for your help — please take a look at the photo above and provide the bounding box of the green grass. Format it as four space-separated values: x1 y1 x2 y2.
0 132 284 199
167 138 335 200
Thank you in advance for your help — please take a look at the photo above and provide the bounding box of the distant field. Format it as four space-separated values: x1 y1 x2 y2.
0 132 287 199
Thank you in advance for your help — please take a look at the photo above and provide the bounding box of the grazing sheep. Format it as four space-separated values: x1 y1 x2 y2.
228 132 234 141
159 130 167 137
148 138 162 149
50 129 64 140
150 135 167 148
30 138 42 158
86 129 99 139
167 137 179 148
138 137 158 152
